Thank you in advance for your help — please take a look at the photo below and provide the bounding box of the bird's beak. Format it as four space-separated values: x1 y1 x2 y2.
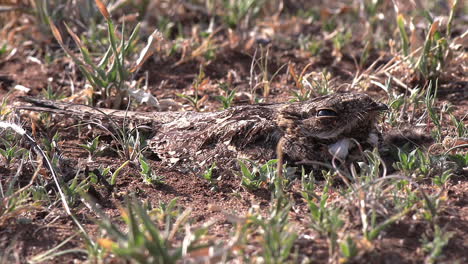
368 102 388 111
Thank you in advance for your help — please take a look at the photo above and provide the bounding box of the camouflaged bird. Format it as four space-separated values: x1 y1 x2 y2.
18 93 387 172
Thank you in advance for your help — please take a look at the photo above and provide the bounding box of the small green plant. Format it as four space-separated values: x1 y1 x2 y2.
87 161 129 188
201 162 219 191
447 153 468 171
79 136 103 161
339 236 359 261
237 159 292 193
139 156 164 185
0 141 23 167
249 197 297 263
0 43 9 57
288 62 314 102
291 70 333 102
41 132 61 159
148 198 181 226
219 0 266 29
421 225 454 264
49 0 159 108
215 83 236 109
450 114 467 137
395 0 459 81
0 167 38 226
177 66 207 111
304 173 344 260
42 83 64 100
306 177 343 235
110 161 130 186
425 81 443 141
65 172 93 206
300 167 317 200
84 108 149 161
96 198 212 263
393 149 432 179
433 169 452 187
297 34 322 55
396 14 410 57
332 29 352 52
238 159 269 191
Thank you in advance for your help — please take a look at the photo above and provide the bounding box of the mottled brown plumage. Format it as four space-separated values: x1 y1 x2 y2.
18 93 387 172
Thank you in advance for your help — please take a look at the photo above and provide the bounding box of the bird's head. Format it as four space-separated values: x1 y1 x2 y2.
278 93 388 140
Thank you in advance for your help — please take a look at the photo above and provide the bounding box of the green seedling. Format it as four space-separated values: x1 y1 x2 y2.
202 162 219 191
394 149 432 179
0 143 23 167
139 156 164 185
450 114 467 138
301 167 317 201
220 0 266 29
249 197 297 263
79 136 103 161
66 171 93 206
238 159 292 193
433 169 452 187
447 153 468 170
288 62 314 102
340 236 359 261
396 14 410 56
425 81 442 141
43 83 64 100
396 0 459 81
238 159 267 191
96 198 211 263
216 83 236 109
304 174 344 260
48 0 159 109
293 70 332 102
332 29 352 52
177 66 206 111
421 225 454 264
148 198 181 226
110 160 130 186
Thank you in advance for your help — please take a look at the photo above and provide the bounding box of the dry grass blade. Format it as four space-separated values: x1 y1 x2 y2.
131 29 164 72
95 0 110 20
49 19 63 45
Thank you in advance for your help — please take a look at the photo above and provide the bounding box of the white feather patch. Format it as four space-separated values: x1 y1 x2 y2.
367 132 379 146
328 138 352 160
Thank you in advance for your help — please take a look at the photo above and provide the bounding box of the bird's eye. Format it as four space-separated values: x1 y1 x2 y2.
316 109 338 117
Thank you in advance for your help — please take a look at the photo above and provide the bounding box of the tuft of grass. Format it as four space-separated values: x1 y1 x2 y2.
177 65 208 111
394 0 459 82
237 159 293 195
290 69 333 102
219 0 266 29
95 197 212 263
215 83 236 109
48 0 160 109
249 196 298 263
394 148 432 179
303 172 344 261
79 135 103 161
421 225 454 264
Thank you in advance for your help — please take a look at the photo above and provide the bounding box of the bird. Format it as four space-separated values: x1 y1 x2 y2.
18 93 388 173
